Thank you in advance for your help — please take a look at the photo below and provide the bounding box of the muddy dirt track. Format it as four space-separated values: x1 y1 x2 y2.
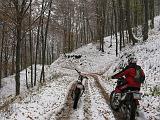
52 73 122 120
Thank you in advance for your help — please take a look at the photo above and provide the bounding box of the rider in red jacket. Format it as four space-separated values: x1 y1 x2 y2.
111 56 145 93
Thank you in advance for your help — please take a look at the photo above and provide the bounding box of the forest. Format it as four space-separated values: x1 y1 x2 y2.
0 0 160 96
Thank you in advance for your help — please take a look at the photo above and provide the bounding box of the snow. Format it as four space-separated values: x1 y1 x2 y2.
1 16 160 120
0 65 50 106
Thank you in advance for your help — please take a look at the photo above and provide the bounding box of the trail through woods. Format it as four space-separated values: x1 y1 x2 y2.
51 72 117 120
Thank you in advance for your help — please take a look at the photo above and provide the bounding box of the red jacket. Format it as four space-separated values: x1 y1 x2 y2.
112 63 145 88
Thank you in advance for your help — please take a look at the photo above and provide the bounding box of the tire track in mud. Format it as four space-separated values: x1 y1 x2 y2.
83 78 92 120
88 73 122 120
87 75 110 120
53 79 92 120
53 83 75 120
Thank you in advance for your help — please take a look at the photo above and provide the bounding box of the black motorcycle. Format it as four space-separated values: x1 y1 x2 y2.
71 69 87 109
110 78 142 120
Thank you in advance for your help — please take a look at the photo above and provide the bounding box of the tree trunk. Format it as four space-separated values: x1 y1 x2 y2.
29 0 33 87
112 0 118 56
25 38 29 89
118 0 122 51
40 0 52 83
12 0 28 95
125 0 138 45
143 0 149 41
0 23 5 88
11 42 15 75
134 0 138 36
34 0 45 86
150 0 154 29
15 21 22 95
4 44 9 77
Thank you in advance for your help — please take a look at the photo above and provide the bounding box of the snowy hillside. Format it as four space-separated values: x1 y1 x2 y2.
1 16 160 120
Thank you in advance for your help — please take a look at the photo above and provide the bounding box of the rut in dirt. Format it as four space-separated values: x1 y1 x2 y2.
81 79 92 120
88 73 123 120
53 83 74 120
53 79 90 120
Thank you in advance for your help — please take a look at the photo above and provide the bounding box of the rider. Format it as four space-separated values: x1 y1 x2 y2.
72 76 85 109
110 55 145 100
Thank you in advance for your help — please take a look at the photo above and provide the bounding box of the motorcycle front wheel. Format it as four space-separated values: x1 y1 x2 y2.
73 92 80 109
110 91 120 111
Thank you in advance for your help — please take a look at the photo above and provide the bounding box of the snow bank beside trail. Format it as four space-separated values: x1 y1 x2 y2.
0 65 50 106
0 75 76 120
104 29 160 120
154 16 160 30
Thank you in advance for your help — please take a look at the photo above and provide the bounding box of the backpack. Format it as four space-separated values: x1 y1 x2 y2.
134 66 145 83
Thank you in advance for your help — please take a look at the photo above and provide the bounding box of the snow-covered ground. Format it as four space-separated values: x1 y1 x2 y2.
0 65 50 106
0 16 160 120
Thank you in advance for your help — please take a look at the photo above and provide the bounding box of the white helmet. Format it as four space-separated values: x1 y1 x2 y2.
128 55 137 64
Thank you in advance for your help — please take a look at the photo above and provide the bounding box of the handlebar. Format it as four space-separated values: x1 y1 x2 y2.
75 68 88 80
75 68 81 74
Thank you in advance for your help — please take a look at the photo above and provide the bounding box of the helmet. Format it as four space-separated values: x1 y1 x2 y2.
128 56 137 64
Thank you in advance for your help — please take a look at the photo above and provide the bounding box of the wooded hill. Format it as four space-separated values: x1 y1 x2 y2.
0 0 160 95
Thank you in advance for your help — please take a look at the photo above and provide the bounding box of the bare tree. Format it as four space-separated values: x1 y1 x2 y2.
149 0 154 29
40 0 52 83
11 0 30 95
125 0 138 45
34 0 45 86
143 0 149 41
112 0 118 56
0 22 5 88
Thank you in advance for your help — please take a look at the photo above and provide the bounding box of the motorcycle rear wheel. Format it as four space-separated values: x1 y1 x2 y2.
123 95 137 120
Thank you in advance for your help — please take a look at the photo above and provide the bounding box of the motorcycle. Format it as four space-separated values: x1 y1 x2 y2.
110 78 142 120
72 69 87 109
